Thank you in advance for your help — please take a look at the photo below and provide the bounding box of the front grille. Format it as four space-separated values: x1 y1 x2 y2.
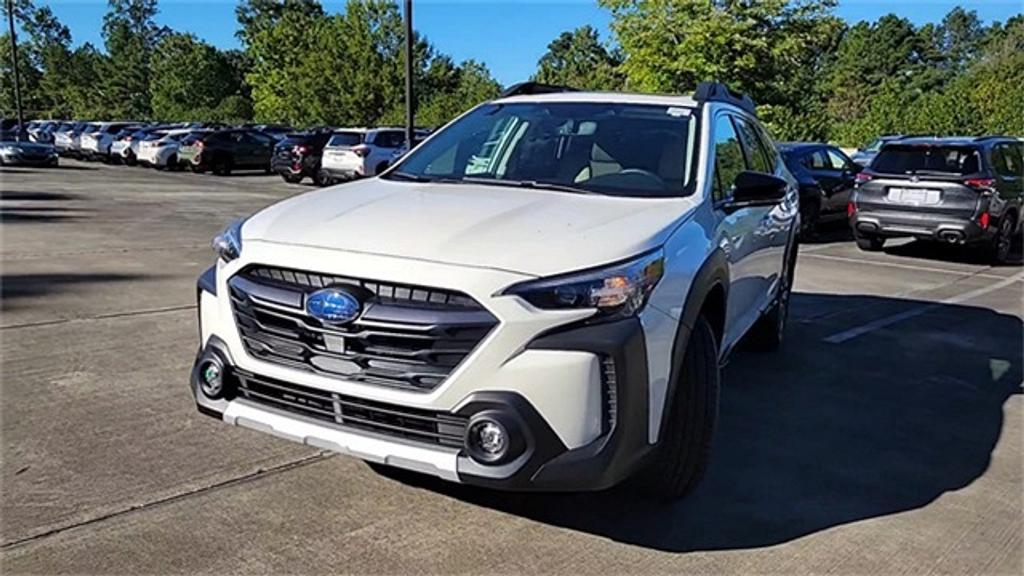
230 265 498 392
233 369 468 448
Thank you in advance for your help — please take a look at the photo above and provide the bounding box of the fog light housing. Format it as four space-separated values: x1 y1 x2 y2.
464 412 524 465
199 360 225 398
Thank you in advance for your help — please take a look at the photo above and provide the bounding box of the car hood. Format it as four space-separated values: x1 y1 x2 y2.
243 178 698 277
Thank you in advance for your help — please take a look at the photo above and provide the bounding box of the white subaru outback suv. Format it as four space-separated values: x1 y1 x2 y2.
191 82 799 499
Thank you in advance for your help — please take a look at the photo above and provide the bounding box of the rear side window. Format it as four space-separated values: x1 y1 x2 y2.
872 144 983 175
328 132 364 147
993 144 1023 178
733 117 771 174
373 131 405 148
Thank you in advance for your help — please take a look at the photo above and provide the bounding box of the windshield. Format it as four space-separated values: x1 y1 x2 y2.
872 144 982 175
389 102 696 198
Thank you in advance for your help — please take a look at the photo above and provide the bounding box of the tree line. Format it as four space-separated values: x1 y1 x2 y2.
1 0 1021 146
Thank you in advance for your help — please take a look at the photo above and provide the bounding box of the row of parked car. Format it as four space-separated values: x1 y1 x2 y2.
13 119 429 185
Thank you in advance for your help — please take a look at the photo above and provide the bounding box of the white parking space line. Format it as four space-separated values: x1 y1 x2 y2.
802 253 1005 280
823 271 1024 344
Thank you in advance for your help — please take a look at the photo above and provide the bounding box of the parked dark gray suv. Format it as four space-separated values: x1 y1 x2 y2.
850 136 1023 263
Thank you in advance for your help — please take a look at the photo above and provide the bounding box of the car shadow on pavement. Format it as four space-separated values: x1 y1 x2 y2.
1 273 147 311
1 190 86 223
884 239 1023 267
383 293 1022 553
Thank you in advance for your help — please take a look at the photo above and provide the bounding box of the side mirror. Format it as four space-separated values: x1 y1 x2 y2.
727 171 787 209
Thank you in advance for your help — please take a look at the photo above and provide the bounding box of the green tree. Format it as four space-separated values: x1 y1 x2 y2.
102 0 168 119
417 59 501 127
236 0 329 124
149 33 244 121
600 0 843 140
533 25 623 90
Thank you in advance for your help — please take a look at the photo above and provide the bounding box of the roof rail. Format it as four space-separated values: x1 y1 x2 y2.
500 81 578 98
693 82 756 115
972 134 1012 142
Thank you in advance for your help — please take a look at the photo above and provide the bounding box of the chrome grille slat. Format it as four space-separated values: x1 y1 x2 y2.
230 265 498 392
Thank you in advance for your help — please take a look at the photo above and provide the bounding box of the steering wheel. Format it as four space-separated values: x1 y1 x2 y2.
588 168 665 191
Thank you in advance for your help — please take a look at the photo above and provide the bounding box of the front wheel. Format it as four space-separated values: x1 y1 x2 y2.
282 173 303 184
634 315 720 501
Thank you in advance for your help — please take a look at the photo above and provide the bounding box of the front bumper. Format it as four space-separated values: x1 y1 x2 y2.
192 261 654 491
852 210 992 244
0 151 58 166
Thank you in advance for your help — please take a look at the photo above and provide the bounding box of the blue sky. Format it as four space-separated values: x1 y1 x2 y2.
38 0 1024 85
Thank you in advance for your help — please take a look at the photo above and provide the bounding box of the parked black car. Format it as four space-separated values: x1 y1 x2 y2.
271 131 333 185
779 142 860 236
850 136 1023 263
178 129 276 175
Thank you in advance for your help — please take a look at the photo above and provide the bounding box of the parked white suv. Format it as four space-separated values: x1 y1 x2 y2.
79 122 136 160
192 82 799 499
319 127 424 183
137 129 206 169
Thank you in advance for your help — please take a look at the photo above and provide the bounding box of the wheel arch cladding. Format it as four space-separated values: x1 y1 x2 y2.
657 249 728 443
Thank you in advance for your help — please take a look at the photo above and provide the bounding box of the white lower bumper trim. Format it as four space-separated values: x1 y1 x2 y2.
222 400 462 482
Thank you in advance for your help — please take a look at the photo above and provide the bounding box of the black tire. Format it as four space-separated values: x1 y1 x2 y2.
124 153 136 166
314 169 333 187
799 197 820 239
855 233 885 251
987 213 1016 265
634 315 720 501
166 154 178 171
748 239 798 351
282 173 303 184
212 157 232 176
374 161 389 175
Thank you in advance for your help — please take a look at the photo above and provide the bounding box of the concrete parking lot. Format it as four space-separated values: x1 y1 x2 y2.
2 160 1021 574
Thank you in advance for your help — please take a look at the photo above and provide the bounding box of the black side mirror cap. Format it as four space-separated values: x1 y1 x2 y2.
725 171 788 210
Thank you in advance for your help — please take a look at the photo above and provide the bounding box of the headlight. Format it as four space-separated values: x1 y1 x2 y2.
0 145 18 154
212 218 245 262
503 249 664 319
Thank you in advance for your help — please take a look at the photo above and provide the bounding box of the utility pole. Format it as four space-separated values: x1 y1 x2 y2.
403 0 414 149
5 0 24 140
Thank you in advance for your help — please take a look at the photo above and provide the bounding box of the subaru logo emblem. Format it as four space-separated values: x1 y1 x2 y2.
306 287 362 325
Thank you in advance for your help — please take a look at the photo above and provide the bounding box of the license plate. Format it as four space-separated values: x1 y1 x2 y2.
888 188 941 205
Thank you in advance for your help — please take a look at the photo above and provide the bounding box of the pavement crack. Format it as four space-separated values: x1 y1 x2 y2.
0 452 334 551
1 304 197 330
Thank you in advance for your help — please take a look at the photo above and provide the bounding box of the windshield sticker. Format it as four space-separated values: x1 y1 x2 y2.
666 107 690 117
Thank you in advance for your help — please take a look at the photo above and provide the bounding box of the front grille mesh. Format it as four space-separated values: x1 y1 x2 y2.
233 370 467 447
230 265 497 392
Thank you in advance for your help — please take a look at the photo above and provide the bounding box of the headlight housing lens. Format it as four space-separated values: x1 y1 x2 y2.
503 249 664 319
212 218 245 262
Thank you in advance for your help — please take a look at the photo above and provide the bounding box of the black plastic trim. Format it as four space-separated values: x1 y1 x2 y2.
525 316 654 491
455 318 654 491
694 81 756 115
197 265 217 296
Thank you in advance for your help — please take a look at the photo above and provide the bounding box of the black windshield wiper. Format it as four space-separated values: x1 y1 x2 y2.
458 176 598 196
386 171 433 182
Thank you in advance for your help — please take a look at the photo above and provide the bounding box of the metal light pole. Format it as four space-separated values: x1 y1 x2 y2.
5 0 24 140
403 0 414 149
